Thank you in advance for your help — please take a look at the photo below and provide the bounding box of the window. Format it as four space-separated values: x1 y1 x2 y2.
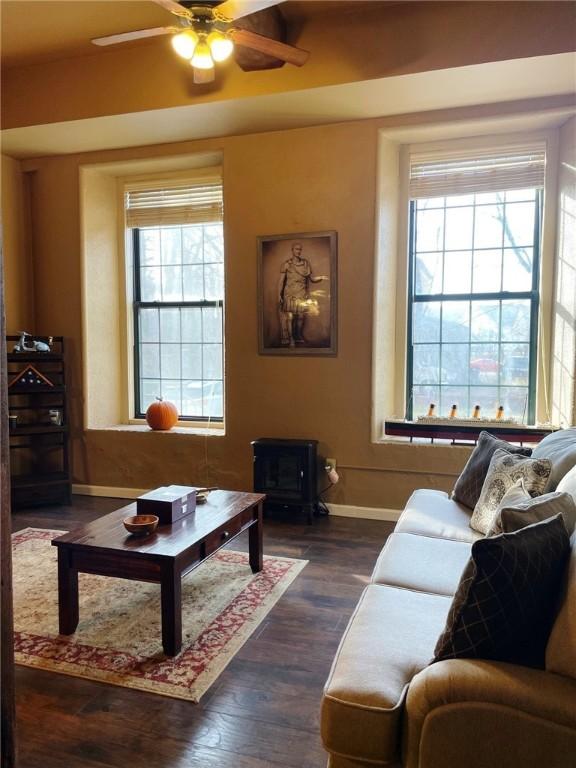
406 146 545 423
126 176 224 421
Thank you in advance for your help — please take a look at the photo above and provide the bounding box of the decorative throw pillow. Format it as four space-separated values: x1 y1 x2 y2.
434 514 570 668
495 478 530 508
494 493 576 536
470 449 552 535
452 431 532 510
483 480 529 534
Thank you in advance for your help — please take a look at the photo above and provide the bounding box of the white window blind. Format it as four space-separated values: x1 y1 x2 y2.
409 144 546 199
125 176 223 228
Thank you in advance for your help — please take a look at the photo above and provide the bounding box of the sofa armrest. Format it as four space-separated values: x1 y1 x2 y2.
403 659 576 768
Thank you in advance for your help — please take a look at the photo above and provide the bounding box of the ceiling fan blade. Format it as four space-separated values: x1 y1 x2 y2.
92 27 175 46
193 68 216 84
150 0 192 19
230 28 309 66
216 0 285 23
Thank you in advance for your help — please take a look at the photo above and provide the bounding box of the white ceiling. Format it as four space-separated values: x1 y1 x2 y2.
2 52 575 159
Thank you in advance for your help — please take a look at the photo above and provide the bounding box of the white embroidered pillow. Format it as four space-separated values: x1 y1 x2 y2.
470 449 552 535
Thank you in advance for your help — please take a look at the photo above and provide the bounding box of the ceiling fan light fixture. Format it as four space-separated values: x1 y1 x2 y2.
191 39 214 70
171 30 198 60
207 31 234 63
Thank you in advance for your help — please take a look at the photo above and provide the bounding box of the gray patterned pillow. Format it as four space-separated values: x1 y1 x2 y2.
452 431 532 509
434 514 570 668
470 449 552 535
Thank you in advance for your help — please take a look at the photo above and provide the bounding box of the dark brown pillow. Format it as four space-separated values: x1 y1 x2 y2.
452 431 532 509
493 492 576 536
434 515 570 668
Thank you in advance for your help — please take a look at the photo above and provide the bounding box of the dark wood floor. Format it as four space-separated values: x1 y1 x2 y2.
11 496 393 768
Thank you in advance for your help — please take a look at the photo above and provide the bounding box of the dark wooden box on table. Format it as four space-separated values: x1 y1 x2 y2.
136 485 197 524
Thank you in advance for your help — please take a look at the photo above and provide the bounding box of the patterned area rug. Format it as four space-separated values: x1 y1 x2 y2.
13 528 307 702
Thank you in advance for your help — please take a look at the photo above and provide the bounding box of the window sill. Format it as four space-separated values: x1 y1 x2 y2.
380 418 553 445
88 423 225 437
377 436 472 448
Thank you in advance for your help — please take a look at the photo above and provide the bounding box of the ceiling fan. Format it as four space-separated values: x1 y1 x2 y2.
92 0 310 84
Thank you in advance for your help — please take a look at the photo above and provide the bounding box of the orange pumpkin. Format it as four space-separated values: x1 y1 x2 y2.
146 397 178 431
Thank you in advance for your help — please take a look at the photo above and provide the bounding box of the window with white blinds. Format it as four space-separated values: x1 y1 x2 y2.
405 143 545 425
126 173 225 422
125 177 223 227
409 145 546 200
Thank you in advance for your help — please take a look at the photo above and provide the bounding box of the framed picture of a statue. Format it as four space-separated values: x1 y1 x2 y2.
257 231 338 356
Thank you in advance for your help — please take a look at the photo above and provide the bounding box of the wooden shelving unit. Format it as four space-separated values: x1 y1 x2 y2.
6 336 71 508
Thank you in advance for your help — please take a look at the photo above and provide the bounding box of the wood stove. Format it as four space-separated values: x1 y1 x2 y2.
251 438 320 524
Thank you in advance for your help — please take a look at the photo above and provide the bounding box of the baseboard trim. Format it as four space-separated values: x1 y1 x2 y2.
72 484 149 499
72 485 401 522
327 503 401 522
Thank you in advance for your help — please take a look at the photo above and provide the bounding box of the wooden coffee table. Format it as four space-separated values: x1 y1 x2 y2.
51 490 265 656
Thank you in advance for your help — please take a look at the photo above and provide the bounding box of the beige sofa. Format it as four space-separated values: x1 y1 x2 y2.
321 453 576 768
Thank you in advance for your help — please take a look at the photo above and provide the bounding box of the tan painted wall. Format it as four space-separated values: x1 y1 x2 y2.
81 168 123 429
12 121 470 507
551 116 576 427
3 2 575 130
0 155 33 334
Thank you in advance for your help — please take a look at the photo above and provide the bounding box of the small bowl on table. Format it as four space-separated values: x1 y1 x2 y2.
123 514 159 536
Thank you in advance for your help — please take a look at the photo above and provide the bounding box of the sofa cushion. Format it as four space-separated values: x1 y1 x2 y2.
371 532 472 597
452 430 532 509
470 449 552 534
546 531 576 680
556 464 576 502
395 489 481 544
321 584 452 765
532 427 576 491
434 515 570 668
